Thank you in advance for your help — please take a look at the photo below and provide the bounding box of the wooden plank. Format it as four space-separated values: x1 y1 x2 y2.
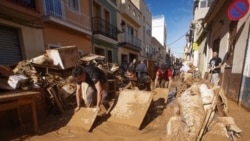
108 89 154 128
152 88 169 103
0 91 39 101
81 54 105 62
46 46 80 69
46 85 64 114
66 107 98 132
0 101 18 111
0 91 39 133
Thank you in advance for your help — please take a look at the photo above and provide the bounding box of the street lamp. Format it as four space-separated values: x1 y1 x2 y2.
185 32 190 42
120 20 125 32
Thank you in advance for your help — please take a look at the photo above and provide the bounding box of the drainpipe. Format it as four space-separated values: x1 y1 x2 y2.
90 0 94 53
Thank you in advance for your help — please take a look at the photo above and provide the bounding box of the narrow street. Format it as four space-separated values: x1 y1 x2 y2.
0 79 249 141
0 0 250 141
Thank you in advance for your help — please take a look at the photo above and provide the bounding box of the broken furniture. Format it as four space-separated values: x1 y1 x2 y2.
0 91 39 133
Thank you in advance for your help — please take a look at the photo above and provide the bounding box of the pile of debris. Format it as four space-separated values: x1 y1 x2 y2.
0 46 127 114
166 75 242 141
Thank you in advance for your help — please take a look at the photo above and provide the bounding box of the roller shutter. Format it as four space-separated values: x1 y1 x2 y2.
0 25 22 65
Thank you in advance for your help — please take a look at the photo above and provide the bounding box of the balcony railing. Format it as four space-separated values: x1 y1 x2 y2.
44 0 63 18
92 17 118 41
43 0 91 32
8 0 36 9
119 0 142 26
119 32 141 51
146 53 153 58
2 0 41 24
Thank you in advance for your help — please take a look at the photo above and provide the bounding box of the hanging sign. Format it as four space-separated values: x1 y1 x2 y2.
227 0 249 21
192 42 198 51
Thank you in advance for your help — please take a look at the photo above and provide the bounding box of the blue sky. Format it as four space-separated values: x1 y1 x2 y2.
144 0 194 57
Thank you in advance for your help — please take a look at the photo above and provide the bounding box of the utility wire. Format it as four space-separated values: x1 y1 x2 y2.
171 51 185 54
167 31 188 46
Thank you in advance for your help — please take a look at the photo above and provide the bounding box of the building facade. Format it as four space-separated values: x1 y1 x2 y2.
191 0 250 109
152 15 167 64
91 0 119 64
0 0 45 65
152 15 166 47
189 0 214 68
117 0 143 67
41 0 92 56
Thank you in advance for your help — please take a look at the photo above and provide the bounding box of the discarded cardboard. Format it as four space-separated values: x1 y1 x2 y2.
46 46 80 69
108 89 154 128
7 74 28 89
81 54 105 62
66 107 98 132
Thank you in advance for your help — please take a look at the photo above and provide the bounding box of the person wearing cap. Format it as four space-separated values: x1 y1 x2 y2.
154 64 172 88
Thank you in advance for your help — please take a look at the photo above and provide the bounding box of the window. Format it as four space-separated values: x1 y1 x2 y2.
207 0 215 7
213 38 220 53
68 0 79 11
121 54 128 69
93 1 101 17
104 9 110 23
133 10 136 16
128 5 131 10
199 0 207 8
145 23 151 36
127 25 134 35
44 0 63 17
94 47 105 57
107 50 113 63
134 29 138 37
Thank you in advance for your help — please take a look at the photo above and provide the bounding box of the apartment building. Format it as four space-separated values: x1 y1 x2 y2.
152 15 167 63
132 0 152 60
152 15 166 47
0 0 45 65
116 0 143 67
0 0 92 66
91 0 119 63
151 37 165 65
41 0 92 56
191 0 250 109
190 0 214 70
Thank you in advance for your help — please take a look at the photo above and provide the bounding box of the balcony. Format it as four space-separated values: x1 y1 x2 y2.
155 53 161 59
119 32 141 51
0 0 41 24
42 0 91 35
146 53 153 59
119 0 142 26
92 17 118 41
8 0 36 9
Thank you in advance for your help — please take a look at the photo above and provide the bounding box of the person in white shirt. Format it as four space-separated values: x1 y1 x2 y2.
180 61 191 73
